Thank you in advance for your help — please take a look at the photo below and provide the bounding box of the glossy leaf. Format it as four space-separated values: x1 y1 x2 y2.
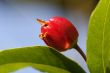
0 46 85 73
0 63 70 73
87 0 110 73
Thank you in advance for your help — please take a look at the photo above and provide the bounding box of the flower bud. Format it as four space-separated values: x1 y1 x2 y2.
37 16 78 51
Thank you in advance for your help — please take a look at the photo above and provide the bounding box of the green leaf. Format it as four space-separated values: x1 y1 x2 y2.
87 0 110 73
0 63 70 73
0 46 85 73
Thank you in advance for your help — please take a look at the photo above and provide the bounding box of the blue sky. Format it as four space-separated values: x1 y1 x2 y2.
12 67 42 73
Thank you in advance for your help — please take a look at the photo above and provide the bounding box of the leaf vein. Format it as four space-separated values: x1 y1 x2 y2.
102 1 110 73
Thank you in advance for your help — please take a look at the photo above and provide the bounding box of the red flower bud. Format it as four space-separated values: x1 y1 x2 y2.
37 16 78 51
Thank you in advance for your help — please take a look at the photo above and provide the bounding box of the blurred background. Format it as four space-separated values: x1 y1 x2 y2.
0 0 99 73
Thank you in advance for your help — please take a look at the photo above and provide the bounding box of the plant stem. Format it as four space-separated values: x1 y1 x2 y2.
74 44 86 61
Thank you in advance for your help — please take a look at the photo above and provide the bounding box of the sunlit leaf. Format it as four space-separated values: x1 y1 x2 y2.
87 0 110 73
0 46 85 73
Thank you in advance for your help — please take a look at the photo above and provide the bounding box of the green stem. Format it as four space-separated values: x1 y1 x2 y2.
74 44 86 61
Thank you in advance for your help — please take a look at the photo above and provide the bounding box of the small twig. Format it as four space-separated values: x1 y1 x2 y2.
74 44 86 61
